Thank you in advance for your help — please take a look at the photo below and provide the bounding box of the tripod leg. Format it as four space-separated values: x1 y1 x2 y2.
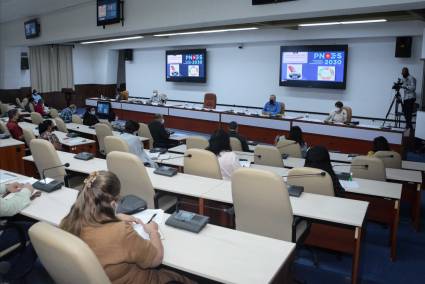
382 96 397 127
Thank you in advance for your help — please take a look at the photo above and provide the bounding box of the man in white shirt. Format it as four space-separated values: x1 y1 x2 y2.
325 101 348 123
120 120 157 168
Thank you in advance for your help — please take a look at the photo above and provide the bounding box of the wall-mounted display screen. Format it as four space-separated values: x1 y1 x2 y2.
166 49 207 83
24 19 40 39
280 45 348 89
97 0 121 26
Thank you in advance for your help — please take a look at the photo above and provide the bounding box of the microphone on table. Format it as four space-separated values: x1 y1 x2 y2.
333 164 369 169
282 171 326 178
157 154 192 161
376 155 394 158
280 171 327 197
33 163 70 193
153 154 192 177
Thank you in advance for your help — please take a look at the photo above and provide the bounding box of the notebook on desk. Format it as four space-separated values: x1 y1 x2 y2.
287 185 304 197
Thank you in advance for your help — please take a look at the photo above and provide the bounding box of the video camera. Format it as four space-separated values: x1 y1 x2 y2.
392 79 403 92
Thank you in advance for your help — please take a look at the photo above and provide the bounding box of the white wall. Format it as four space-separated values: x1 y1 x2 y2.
126 36 423 118
1 46 30 89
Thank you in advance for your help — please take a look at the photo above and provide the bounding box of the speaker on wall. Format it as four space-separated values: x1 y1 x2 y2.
252 0 295 5
395 37 412 58
124 49 133 61
21 52 29 70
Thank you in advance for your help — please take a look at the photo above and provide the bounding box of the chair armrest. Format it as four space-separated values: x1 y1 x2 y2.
292 216 311 243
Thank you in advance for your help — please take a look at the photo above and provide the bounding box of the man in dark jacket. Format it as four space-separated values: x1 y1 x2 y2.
148 114 176 148
228 121 250 152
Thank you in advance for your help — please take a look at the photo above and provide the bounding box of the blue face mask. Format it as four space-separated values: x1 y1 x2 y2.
269 99 275 105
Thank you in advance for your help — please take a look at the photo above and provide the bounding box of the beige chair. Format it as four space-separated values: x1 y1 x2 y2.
287 167 334 196
230 137 243 152
99 119 112 129
28 103 35 113
31 112 44 125
186 136 209 149
0 103 9 116
95 123 113 155
232 168 307 242
279 102 285 115
254 145 284 167
107 151 175 210
342 106 352 123
276 139 302 158
374 151 402 169
184 148 222 179
72 114 83 124
30 139 66 182
29 222 111 284
104 136 129 155
16 98 24 109
22 128 36 146
54 117 68 133
351 156 386 181
0 121 10 135
138 123 153 149
49 108 59 118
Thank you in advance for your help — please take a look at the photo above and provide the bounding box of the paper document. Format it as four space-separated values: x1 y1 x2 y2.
240 160 251 168
340 180 359 189
0 172 18 184
132 209 165 240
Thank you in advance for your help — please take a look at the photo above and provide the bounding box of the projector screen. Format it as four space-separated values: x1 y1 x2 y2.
166 49 207 83
280 45 348 89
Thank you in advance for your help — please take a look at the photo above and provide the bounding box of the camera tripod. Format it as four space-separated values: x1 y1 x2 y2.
382 90 404 128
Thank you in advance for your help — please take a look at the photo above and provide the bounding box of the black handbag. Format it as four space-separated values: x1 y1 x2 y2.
116 195 147 215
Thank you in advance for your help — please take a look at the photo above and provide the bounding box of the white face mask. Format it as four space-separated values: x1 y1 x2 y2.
335 107 342 113
90 111 96 115
161 119 165 124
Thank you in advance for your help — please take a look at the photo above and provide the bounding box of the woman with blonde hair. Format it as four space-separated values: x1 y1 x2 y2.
60 171 194 284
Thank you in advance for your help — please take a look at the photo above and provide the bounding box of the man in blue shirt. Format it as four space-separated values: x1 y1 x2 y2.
59 104 76 123
31 89 42 103
262 95 281 115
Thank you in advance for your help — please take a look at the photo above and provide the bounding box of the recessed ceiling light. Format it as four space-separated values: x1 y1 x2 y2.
153 27 259 37
299 19 387 27
80 36 143 44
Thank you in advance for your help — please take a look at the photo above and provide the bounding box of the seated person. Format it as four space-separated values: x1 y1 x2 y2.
206 129 241 180
368 136 390 156
325 101 348 123
59 104 77 123
288 126 308 158
34 99 47 116
262 94 281 116
304 146 345 197
60 171 194 284
1 182 37 280
228 121 249 152
39 120 61 150
148 114 176 149
120 120 157 168
82 107 99 126
31 89 42 104
6 109 24 141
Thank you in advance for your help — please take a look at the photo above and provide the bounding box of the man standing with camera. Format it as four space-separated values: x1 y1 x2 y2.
401 67 416 130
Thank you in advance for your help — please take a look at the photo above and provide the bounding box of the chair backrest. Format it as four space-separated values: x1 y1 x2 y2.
28 103 35 112
95 123 113 155
72 115 83 124
342 106 352 123
374 151 402 169
30 139 66 182
54 117 68 133
138 123 153 149
184 148 222 179
203 93 217 109
186 136 209 149
275 139 302 158
254 145 284 167
22 128 36 146
287 167 334 196
16 98 23 108
49 108 59 118
0 103 8 115
31 112 44 125
29 222 111 284
232 168 293 242
279 102 285 115
0 121 10 135
104 136 129 155
107 151 156 208
351 156 386 181
230 137 242 152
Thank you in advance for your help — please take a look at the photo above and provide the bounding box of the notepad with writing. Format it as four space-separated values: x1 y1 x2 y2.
132 209 165 240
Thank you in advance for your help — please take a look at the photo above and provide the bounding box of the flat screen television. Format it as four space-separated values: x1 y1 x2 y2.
97 0 121 26
24 19 40 39
280 45 348 89
166 49 207 83
96 101 111 119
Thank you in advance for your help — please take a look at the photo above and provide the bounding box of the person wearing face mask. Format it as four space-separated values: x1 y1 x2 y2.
262 94 281 116
82 107 100 126
120 120 157 168
148 114 176 149
401 67 416 130
59 104 77 123
325 101 348 123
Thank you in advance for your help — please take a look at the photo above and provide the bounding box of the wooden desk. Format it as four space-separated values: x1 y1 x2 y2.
0 138 25 173
3 170 295 284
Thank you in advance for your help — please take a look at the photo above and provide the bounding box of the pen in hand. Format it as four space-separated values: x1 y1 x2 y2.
147 213 157 224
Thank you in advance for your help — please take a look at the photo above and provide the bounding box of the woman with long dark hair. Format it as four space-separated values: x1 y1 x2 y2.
288 126 308 157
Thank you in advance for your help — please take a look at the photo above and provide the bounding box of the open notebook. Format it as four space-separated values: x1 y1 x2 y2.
132 209 165 240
